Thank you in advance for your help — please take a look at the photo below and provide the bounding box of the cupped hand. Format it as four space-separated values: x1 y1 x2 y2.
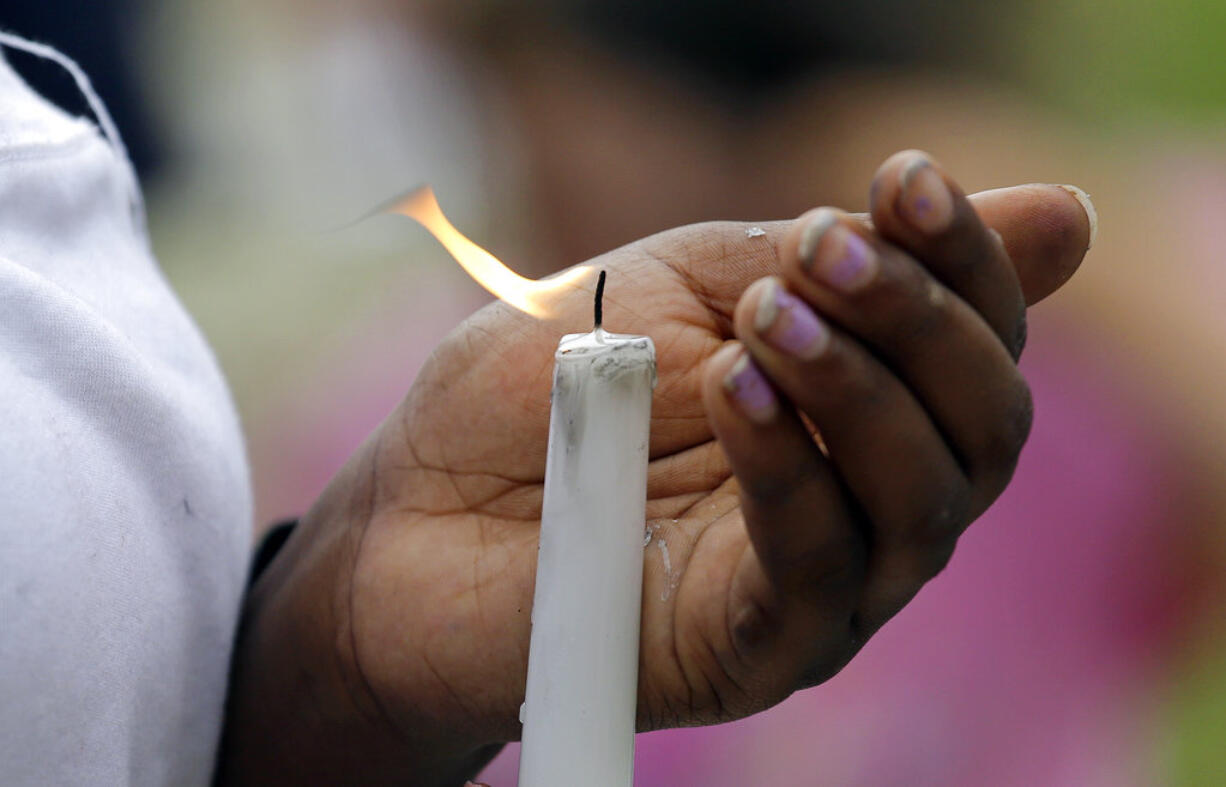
222 152 1093 785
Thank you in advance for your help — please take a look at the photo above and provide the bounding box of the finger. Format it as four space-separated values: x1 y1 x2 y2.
701 342 864 675
865 150 1027 356
647 179 1092 324
732 279 971 634
778 209 1032 508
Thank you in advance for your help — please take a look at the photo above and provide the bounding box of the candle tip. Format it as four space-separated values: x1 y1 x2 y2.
594 269 607 329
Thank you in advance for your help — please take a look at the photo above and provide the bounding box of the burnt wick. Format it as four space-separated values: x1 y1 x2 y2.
594 269 607 329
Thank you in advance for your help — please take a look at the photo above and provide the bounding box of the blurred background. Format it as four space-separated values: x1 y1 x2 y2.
6 0 1225 783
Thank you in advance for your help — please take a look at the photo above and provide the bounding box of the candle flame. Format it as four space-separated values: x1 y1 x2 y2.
389 186 590 318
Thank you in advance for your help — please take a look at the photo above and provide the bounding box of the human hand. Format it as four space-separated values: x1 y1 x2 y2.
218 151 1094 785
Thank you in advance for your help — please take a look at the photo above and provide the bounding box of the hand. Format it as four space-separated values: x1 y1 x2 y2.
217 152 1094 785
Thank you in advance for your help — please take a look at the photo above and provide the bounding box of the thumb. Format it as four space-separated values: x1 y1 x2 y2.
967 183 1097 305
653 181 1094 318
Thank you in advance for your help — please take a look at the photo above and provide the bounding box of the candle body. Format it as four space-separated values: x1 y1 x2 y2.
518 328 656 787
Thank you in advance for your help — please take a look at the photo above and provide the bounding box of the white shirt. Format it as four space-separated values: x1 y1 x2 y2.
0 43 251 785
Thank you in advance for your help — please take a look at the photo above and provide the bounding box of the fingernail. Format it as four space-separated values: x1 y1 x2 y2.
754 279 829 360
1059 184 1098 249
797 208 838 266
899 155 954 234
723 351 778 424
806 222 878 293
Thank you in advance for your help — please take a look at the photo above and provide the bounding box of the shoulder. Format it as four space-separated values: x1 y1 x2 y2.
0 46 252 785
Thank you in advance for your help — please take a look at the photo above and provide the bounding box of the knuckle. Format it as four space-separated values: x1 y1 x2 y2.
918 538 958 580
874 266 954 350
893 532 959 591
910 477 972 554
855 563 930 638
975 377 1034 493
814 348 889 411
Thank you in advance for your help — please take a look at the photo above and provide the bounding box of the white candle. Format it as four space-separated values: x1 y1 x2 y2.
519 274 656 787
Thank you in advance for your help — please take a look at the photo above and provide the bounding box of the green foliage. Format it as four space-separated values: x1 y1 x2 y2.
1016 0 1226 125
1161 639 1226 785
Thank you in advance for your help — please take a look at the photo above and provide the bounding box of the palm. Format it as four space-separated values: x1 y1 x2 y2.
349 223 788 746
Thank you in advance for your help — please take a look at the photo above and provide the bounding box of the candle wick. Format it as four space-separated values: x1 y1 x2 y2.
594 269 607 330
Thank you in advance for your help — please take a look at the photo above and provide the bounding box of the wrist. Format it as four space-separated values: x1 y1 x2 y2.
216 476 503 786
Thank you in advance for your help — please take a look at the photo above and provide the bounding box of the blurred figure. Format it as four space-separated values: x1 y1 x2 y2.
144 0 1226 783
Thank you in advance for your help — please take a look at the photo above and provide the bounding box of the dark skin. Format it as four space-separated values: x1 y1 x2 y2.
216 151 1093 785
